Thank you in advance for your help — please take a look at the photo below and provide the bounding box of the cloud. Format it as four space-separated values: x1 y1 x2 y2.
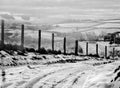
0 11 11 15
1 0 120 9
0 11 31 22
21 16 30 20
0 0 120 24
0 13 15 20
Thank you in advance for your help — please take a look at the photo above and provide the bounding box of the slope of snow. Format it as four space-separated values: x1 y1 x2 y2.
0 56 120 88
0 50 120 88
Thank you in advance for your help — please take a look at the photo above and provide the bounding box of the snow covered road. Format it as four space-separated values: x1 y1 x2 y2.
0 61 120 88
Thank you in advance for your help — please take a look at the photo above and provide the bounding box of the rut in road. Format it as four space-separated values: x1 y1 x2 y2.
22 67 74 88
33 67 78 88
33 65 93 88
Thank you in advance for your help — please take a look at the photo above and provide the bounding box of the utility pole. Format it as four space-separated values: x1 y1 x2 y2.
105 46 107 58
38 30 41 51
63 37 66 55
86 42 88 55
52 33 54 51
21 24 24 51
1 20 5 49
75 40 78 55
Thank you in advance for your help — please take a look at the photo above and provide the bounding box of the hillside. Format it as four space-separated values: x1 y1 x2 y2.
1 17 120 50
0 50 120 88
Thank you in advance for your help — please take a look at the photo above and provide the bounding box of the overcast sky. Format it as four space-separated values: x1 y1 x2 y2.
0 0 120 23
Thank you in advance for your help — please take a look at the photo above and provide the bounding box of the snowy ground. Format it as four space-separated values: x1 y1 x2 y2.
0 52 120 88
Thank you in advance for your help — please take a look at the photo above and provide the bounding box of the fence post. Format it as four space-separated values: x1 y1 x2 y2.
52 33 54 51
86 42 88 55
38 30 41 51
63 37 66 54
96 43 98 56
1 20 4 49
113 47 115 59
21 24 24 51
105 46 107 58
75 40 78 55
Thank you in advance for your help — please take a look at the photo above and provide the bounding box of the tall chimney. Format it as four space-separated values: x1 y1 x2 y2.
1 20 4 48
38 30 41 51
75 40 78 55
63 37 66 54
52 33 54 51
21 24 24 50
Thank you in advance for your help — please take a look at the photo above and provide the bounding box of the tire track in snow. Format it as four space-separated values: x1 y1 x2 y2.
67 71 91 88
37 66 93 88
54 69 93 88
36 68 81 88
22 67 74 88
50 70 82 88
54 72 86 88
70 72 85 87
52 68 94 88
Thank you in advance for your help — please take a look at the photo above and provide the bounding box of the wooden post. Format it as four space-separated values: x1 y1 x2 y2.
1 20 4 48
105 46 107 58
38 30 41 51
113 47 115 59
75 40 78 55
21 24 24 51
63 37 66 54
86 42 88 55
52 33 54 51
96 44 98 56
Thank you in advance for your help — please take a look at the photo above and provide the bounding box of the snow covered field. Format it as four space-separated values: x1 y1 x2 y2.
0 51 120 88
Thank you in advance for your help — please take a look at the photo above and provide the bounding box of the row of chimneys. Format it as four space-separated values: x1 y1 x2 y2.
1 20 76 55
1 20 110 57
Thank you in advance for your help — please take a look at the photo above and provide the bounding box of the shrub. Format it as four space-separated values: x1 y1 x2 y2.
0 43 22 51
47 49 53 54
52 50 62 55
25 48 36 52
37 47 48 54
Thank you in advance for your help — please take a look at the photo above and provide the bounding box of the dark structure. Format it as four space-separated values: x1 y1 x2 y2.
1 20 4 48
105 46 107 58
75 40 78 55
52 33 54 51
63 37 66 54
38 30 41 51
86 42 88 55
21 24 24 50
104 32 120 44
96 44 98 56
